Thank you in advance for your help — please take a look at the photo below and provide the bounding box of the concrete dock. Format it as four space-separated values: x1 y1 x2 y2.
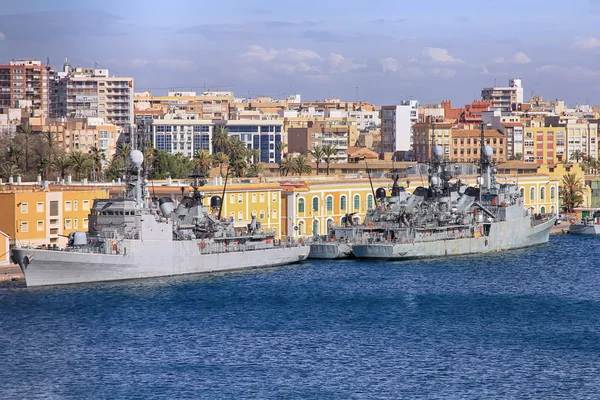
0 264 23 283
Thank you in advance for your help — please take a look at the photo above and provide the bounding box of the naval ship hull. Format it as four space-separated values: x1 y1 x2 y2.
12 241 310 287
569 223 600 235
308 242 353 259
352 216 555 260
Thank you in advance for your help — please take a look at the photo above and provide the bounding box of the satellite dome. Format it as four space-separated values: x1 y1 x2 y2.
130 150 144 167
484 145 494 159
434 145 444 158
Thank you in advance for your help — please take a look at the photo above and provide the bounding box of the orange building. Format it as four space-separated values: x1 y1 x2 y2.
451 129 506 163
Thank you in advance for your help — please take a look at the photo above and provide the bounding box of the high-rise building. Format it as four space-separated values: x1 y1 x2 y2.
0 60 52 117
55 66 134 137
481 78 524 112
380 100 419 153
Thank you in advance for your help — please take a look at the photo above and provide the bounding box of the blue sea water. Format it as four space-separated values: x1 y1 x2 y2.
1 235 600 399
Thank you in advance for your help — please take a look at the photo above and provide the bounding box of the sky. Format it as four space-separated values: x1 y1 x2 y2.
1 0 600 106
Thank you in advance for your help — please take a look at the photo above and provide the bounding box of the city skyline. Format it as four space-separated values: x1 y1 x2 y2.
1 0 600 105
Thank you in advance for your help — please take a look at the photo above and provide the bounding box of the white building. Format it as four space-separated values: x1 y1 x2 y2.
150 113 215 158
55 66 134 137
380 100 419 152
481 78 524 112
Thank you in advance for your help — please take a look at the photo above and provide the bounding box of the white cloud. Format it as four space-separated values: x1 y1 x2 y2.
381 57 399 73
536 64 600 79
243 45 278 61
431 68 456 79
242 45 324 76
327 53 366 73
494 52 531 64
573 36 600 50
512 52 532 64
423 47 463 63
0 32 5 40
408 57 418 63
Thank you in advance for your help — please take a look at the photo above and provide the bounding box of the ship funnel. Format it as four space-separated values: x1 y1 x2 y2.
159 197 175 216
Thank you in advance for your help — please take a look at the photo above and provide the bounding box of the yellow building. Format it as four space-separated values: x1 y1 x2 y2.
0 231 9 265
0 188 109 247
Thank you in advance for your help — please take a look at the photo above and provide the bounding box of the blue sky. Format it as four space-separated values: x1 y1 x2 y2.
1 0 599 106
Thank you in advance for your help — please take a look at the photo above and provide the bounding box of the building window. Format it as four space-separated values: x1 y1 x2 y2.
65 201 72 211
238 211 243 220
550 186 556 200
540 187 546 200
354 195 360 210
260 193 265 202
520 188 525 198
74 219 79 229
230 194 235 204
340 195 347 211
326 196 333 212
36 202 44 213
83 218 89 229
540 206 546 215
260 210 265 219
238 194 243 204
272 192 277 202
83 200 90 211
252 193 257 203
20 202 28 214
298 198 305 213
530 187 535 202
272 209 277 220
37 220 44 232
20 221 28 233
367 194 374 209
74 200 78 211
312 197 319 212
65 219 72 230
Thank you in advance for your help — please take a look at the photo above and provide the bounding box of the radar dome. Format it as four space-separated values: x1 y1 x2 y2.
484 145 494 159
434 145 444 158
130 150 144 167
431 176 440 185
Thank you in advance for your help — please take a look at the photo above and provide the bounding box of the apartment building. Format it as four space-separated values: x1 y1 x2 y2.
55 67 133 135
28 116 118 158
522 126 564 164
481 78 524 112
380 100 419 152
287 119 352 163
412 121 453 162
0 60 52 117
451 129 506 163
150 113 215 157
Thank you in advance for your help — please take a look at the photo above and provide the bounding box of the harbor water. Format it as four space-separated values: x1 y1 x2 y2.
2 235 600 399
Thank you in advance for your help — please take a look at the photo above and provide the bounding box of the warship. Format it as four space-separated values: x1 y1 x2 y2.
11 151 309 287
307 216 362 259
568 211 600 235
352 124 556 260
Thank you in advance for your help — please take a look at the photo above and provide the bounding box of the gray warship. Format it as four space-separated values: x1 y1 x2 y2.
307 217 362 259
11 150 309 287
569 211 600 235
352 126 555 260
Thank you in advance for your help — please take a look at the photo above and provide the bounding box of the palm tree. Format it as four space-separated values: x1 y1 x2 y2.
69 151 93 181
40 131 57 162
211 152 229 177
115 142 132 162
17 121 33 173
51 155 72 180
194 149 212 175
570 150 585 164
293 154 312 177
212 126 231 154
230 157 247 178
7 146 22 166
310 145 326 175
279 154 294 177
560 172 585 212
246 162 264 177
89 146 106 182
277 142 288 157
0 164 20 181
322 144 337 175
